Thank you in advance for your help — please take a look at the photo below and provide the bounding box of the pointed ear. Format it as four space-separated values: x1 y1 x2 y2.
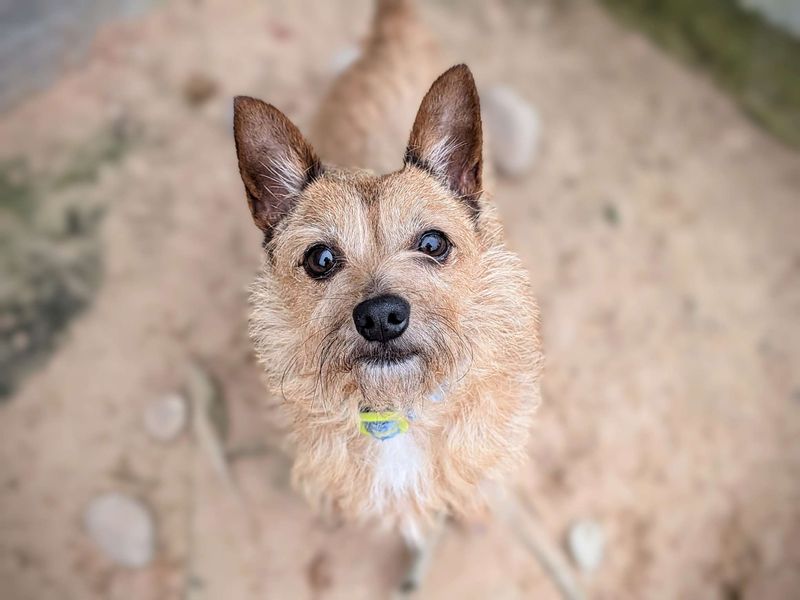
233 96 322 237
405 64 483 212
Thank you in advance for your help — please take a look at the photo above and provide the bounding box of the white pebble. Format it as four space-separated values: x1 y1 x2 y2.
84 492 155 568
567 518 605 573
481 85 541 178
329 45 360 75
143 393 187 442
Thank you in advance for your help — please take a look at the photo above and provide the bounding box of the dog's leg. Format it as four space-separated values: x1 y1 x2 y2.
396 513 446 597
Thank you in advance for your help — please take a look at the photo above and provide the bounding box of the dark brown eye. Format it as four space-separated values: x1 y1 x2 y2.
303 244 338 279
417 230 450 260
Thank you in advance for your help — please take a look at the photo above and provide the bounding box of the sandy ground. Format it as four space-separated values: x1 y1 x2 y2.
1 1 799 599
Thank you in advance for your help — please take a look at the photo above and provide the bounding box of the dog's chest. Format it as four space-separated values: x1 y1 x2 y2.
369 433 427 507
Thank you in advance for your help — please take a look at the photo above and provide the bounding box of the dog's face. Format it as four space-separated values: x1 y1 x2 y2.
235 66 497 412
260 166 486 411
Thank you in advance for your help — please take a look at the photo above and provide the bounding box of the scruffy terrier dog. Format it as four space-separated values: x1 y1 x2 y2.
233 0 542 592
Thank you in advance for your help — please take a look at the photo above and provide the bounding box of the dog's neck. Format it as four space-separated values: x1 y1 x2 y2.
358 378 451 440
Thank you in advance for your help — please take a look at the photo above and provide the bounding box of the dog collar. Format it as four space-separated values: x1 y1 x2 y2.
358 411 409 440
358 383 449 440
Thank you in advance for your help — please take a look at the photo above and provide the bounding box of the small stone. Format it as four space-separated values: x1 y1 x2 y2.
481 85 541 178
329 45 360 76
143 393 187 442
84 492 155 568
567 518 605 573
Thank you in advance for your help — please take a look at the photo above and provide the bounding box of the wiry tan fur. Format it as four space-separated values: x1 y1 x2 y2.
234 0 543 543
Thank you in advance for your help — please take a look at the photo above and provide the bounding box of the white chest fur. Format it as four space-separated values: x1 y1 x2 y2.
369 433 427 510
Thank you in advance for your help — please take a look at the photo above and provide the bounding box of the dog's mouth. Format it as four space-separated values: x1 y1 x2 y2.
353 346 420 367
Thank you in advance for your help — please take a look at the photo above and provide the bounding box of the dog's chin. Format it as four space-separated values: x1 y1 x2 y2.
351 348 426 405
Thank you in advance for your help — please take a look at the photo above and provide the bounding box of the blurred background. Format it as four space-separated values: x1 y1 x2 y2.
0 0 799 598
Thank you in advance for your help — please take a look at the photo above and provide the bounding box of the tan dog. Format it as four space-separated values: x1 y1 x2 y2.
233 0 543 592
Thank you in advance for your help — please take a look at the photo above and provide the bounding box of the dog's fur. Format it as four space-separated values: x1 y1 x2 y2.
233 0 543 545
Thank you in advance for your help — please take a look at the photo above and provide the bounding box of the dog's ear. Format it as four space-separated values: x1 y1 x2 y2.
233 96 322 237
405 64 483 210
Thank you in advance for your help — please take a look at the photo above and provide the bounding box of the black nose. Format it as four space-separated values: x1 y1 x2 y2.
352 294 410 342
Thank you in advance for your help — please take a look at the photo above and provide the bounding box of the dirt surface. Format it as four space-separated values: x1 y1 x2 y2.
1 1 799 599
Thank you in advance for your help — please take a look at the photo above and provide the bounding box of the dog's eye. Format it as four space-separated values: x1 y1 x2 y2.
417 230 450 260
303 244 338 279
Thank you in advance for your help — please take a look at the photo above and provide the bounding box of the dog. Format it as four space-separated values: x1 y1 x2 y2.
233 0 543 592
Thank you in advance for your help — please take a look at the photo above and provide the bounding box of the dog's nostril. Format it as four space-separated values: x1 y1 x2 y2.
352 294 410 342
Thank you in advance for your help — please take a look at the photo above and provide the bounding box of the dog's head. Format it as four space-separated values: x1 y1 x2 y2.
234 65 524 413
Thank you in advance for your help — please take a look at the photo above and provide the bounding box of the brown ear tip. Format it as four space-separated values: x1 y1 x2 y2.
232 96 285 133
446 63 473 79
233 95 260 112
434 64 477 94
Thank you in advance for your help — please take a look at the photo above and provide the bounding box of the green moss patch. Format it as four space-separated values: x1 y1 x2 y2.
0 123 134 399
601 0 800 147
